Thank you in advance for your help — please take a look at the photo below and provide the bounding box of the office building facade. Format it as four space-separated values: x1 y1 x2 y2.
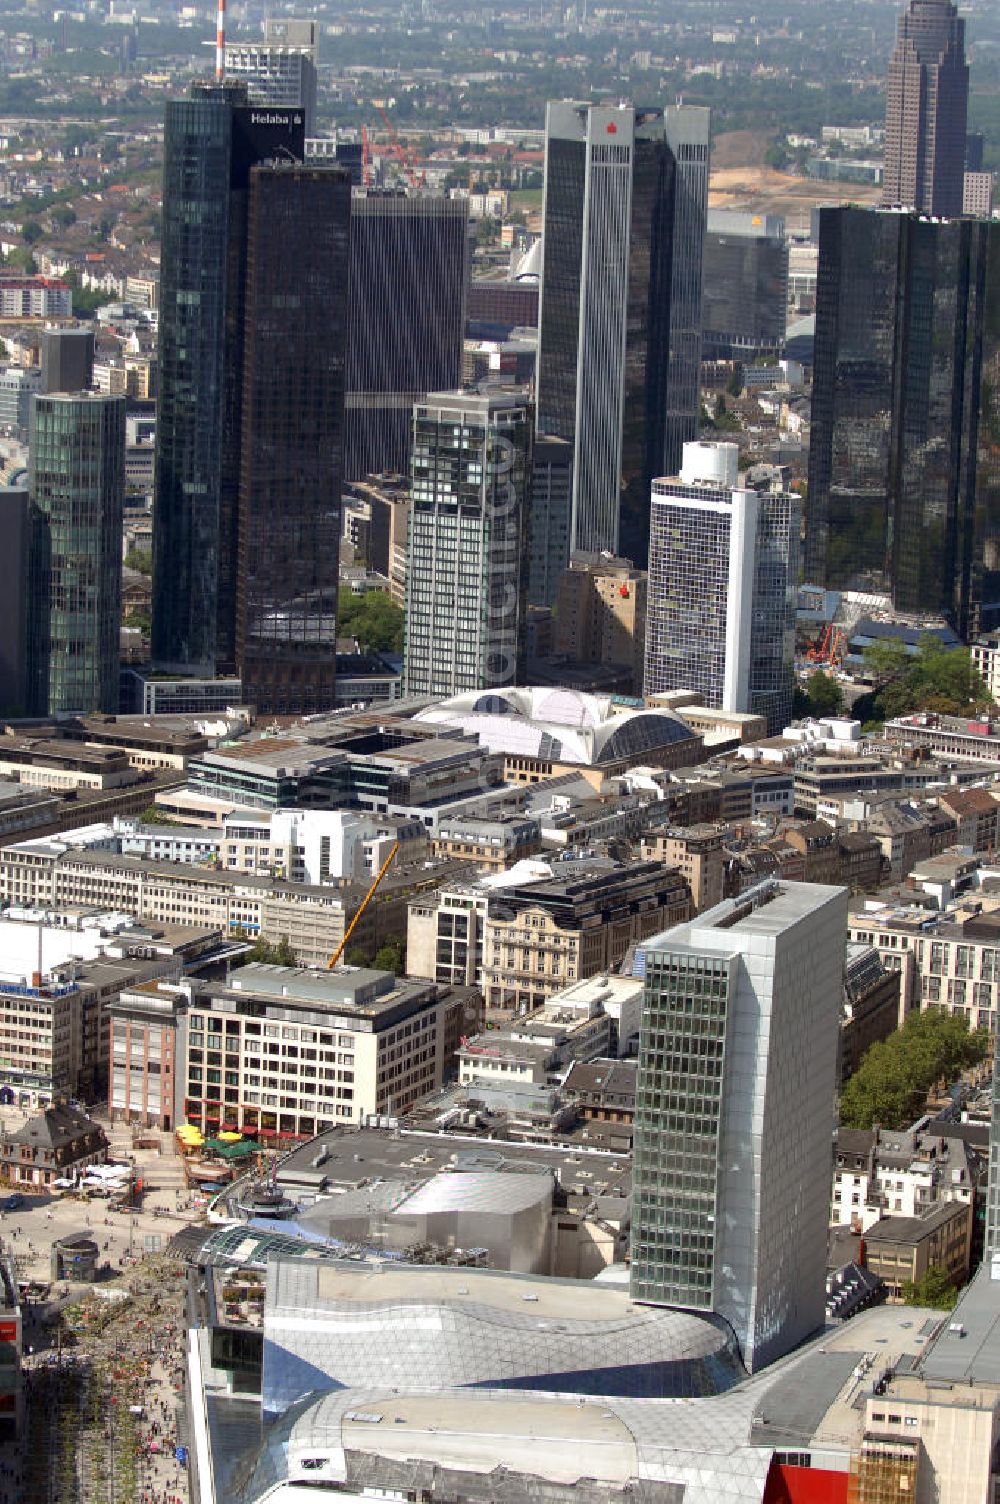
536 101 708 566
403 390 532 698
806 207 1000 640
344 193 469 481
662 105 711 479
236 162 351 715
631 880 848 1372
0 489 29 716
882 0 968 217
645 442 800 734
29 394 125 715
701 211 788 363
152 83 305 678
224 18 319 135
40 326 95 396
525 434 573 607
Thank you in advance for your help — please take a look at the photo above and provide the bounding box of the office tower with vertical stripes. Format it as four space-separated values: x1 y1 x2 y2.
344 192 469 482
537 100 708 565
644 442 799 734
225 18 319 135
882 0 968 218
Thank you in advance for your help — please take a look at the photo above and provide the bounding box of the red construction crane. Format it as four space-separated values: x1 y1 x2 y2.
374 105 424 187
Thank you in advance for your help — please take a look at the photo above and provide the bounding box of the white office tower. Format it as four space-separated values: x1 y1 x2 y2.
644 440 800 734
630 880 849 1372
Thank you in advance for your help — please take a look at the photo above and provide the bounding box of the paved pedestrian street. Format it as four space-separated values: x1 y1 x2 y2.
10 1255 191 1504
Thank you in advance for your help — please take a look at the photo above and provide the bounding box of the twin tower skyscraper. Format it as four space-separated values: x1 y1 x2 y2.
537 101 709 565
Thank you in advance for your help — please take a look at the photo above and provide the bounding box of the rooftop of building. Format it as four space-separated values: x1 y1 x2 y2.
647 878 845 954
412 687 699 768
272 1125 632 1201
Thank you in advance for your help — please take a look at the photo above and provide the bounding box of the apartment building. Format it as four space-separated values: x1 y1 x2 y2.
848 897 1000 1031
640 826 727 913
832 1119 981 1235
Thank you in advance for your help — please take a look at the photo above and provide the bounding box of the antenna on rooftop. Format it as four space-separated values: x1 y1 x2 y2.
215 0 226 81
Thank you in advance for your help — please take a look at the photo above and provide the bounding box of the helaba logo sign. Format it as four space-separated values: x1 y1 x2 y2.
251 111 295 127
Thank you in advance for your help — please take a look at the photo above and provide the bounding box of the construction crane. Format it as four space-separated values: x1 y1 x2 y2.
361 124 372 187
326 842 400 969
374 105 424 187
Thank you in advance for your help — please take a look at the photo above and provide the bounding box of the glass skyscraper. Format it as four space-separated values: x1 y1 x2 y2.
536 100 708 566
29 393 125 715
701 210 788 363
806 207 1000 640
236 162 351 715
403 389 532 698
152 82 305 677
630 880 848 1373
344 192 469 482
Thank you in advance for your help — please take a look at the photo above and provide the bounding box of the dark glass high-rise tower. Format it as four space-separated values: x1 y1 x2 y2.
344 192 468 481
29 393 125 714
536 100 708 564
882 0 969 217
236 162 351 714
152 82 305 677
806 206 1000 640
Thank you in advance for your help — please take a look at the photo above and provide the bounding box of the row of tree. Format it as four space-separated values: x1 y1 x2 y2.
839 1008 989 1131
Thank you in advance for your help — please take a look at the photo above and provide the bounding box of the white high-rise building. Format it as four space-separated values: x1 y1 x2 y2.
644 440 800 734
403 390 532 699
630 879 848 1372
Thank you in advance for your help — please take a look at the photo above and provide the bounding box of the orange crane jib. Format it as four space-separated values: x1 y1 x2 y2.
326 841 400 970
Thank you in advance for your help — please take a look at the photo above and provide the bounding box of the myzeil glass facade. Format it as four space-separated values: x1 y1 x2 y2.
236 163 351 715
344 193 469 481
807 209 1000 639
631 949 732 1310
152 84 305 676
29 394 125 715
403 391 532 698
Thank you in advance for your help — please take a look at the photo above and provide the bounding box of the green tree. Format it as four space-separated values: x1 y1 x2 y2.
337 589 403 654
863 636 910 687
840 1009 989 1130
863 635 992 724
726 368 744 398
137 805 176 825
124 548 152 575
244 935 296 967
51 205 76 229
372 940 404 974
900 1266 959 1310
20 220 43 246
805 669 844 716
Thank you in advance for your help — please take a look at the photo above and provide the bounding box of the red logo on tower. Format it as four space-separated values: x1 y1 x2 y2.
606 122 618 134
